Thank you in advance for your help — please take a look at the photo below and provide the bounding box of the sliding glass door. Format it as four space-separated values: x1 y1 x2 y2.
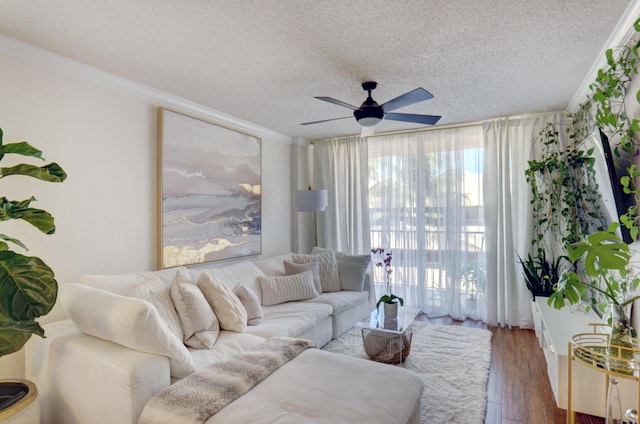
368 126 485 321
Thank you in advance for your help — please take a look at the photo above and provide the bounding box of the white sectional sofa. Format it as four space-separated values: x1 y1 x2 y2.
25 251 423 424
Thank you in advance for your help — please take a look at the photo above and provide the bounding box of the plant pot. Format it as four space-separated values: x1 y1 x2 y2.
0 379 39 424
384 301 398 319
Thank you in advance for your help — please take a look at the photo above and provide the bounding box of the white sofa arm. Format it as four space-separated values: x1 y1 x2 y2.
26 320 171 424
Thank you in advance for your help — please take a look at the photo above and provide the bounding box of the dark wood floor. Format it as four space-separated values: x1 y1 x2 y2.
414 314 605 424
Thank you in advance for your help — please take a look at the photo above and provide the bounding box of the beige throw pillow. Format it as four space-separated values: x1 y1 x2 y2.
292 252 341 292
197 272 247 333
258 271 319 306
233 284 264 326
284 260 322 294
170 269 220 349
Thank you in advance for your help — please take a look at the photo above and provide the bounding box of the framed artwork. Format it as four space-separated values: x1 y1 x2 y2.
158 108 262 268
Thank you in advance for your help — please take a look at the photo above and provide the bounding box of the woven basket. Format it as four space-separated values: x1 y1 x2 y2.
362 327 412 364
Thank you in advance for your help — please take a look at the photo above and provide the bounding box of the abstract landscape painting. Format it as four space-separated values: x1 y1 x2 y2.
158 108 261 268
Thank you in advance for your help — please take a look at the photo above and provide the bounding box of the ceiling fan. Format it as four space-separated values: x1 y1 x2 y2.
301 81 441 135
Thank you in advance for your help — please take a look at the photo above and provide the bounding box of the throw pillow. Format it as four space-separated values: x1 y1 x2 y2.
291 252 341 292
170 269 220 349
258 271 319 306
334 252 371 291
233 284 264 326
312 247 372 292
60 283 195 379
129 277 183 342
283 260 322 294
197 272 247 333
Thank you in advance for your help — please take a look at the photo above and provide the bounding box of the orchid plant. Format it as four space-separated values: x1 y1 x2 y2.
371 247 404 309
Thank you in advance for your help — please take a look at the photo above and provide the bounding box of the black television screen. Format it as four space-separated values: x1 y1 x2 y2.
577 128 633 243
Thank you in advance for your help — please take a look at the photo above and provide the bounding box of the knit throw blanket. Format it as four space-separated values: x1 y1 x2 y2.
138 337 316 424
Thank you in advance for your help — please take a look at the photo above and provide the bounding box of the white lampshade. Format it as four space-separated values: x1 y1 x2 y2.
295 189 328 212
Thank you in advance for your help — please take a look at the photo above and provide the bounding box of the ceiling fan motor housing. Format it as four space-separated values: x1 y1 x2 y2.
354 81 384 127
353 105 384 126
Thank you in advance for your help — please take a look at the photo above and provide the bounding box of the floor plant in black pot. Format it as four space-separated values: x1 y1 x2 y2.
0 128 67 422
518 250 571 300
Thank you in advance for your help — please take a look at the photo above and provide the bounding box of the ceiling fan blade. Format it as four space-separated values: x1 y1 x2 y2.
381 88 434 112
315 96 359 111
384 113 441 126
300 116 353 126
360 126 375 137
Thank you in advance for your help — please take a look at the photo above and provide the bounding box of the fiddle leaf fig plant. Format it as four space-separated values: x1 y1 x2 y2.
0 128 67 356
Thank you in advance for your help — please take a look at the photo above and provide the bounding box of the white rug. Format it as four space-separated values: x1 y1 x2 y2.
322 320 492 424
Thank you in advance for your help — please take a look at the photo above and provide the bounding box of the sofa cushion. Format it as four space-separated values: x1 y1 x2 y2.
78 267 181 296
243 301 333 340
197 272 247 333
258 271 319 306
190 261 265 304
233 284 263 325
283 260 322 294
189 331 267 371
305 290 369 315
170 269 220 349
252 253 293 276
291 252 341 292
60 283 195 379
129 277 184 342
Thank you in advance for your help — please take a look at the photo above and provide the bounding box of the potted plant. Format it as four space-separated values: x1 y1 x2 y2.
0 128 67 422
371 248 403 318
549 223 640 361
518 250 570 300
457 260 486 310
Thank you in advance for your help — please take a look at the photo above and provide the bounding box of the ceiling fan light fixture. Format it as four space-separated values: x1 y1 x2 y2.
353 107 384 127
356 116 383 127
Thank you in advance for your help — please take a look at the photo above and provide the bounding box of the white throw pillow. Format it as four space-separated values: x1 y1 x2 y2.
334 252 371 291
258 271 319 306
233 284 263 326
283 260 322 294
197 272 247 333
312 247 372 291
291 252 341 292
129 277 183 341
60 283 195 379
170 269 220 349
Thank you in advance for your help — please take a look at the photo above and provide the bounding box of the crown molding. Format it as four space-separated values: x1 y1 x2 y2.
567 0 640 112
0 34 292 143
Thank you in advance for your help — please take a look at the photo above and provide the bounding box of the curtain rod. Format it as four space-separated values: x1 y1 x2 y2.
312 110 568 142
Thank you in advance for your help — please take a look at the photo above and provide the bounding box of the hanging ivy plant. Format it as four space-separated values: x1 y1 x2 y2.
578 18 640 240
525 123 604 257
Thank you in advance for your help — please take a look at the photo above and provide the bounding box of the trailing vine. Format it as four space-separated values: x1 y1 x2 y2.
578 18 640 240
526 123 604 256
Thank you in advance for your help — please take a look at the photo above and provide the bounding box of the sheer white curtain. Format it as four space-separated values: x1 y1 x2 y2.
482 112 568 328
368 126 485 321
313 135 370 255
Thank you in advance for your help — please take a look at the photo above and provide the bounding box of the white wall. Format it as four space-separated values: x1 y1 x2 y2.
0 36 293 377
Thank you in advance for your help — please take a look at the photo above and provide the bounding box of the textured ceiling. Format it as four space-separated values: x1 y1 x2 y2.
0 0 633 140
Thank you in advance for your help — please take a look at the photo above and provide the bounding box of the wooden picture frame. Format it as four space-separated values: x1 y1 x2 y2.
158 108 262 268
